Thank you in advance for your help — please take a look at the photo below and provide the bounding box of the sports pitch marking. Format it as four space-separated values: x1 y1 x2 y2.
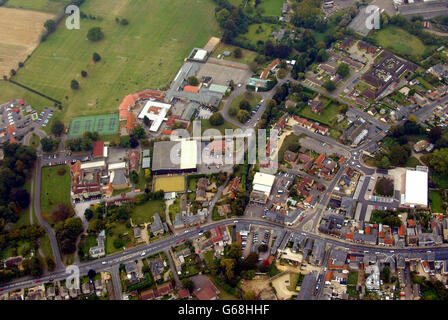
68 114 119 138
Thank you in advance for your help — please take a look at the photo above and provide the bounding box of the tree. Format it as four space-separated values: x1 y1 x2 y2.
430 148 448 175
88 269 96 280
51 119 65 136
209 112 224 126
92 52 101 62
381 266 391 283
429 126 442 143
10 188 30 209
375 178 394 197
323 80 336 92
84 208 94 221
87 27 104 41
237 110 250 123
70 79 79 90
143 115 150 126
120 136 131 148
81 70 88 78
120 18 129 26
181 278 194 292
187 76 199 86
239 99 251 111
40 137 56 153
44 19 56 33
337 63 350 78
216 8 230 26
234 47 242 58
389 145 409 166
130 170 139 184
377 155 390 169
132 125 146 140
51 203 72 223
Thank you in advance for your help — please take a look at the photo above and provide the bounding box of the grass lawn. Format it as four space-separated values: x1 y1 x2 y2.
0 81 54 113
40 165 72 224
105 222 133 254
168 198 180 222
79 234 98 257
39 233 54 260
131 199 165 225
260 0 283 16
203 250 215 268
12 0 219 123
5 0 71 13
228 92 262 121
240 23 278 46
211 42 258 66
29 133 40 149
374 26 429 61
430 172 448 189
429 190 444 213
200 118 239 135
298 101 340 126
209 275 239 300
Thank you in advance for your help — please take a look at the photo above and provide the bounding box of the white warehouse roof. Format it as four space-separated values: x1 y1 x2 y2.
253 172 275 187
180 140 197 169
80 160 105 170
404 169 428 207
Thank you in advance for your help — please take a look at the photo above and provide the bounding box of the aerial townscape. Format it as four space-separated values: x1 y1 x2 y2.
2 0 448 304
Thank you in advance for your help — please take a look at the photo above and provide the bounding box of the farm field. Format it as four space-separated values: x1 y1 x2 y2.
154 176 185 192
0 7 54 79
5 0 71 13
40 165 72 224
374 26 429 61
12 0 220 123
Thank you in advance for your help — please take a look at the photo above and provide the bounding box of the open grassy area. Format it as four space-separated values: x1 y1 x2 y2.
12 0 220 123
298 101 340 126
406 156 421 168
278 133 302 161
228 91 262 121
131 199 165 225
105 222 133 254
200 118 239 135
0 81 54 112
40 165 72 223
39 233 54 260
260 0 283 16
239 23 278 46
5 0 71 13
211 42 258 66
287 273 300 291
29 133 41 149
429 190 444 214
374 26 428 61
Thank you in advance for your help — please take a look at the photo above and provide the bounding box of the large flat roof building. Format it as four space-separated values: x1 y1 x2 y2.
402 167 428 207
152 140 198 174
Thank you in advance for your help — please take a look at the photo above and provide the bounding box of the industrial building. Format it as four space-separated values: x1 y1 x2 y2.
151 140 198 175
401 166 429 207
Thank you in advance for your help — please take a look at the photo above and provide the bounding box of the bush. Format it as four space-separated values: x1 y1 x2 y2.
209 112 224 126
92 52 101 62
70 79 79 90
81 70 88 77
87 27 104 41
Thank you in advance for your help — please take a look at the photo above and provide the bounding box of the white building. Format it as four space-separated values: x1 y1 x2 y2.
402 166 428 207
252 172 276 196
138 101 171 132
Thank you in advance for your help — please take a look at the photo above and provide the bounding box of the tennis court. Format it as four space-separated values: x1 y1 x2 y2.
68 114 119 138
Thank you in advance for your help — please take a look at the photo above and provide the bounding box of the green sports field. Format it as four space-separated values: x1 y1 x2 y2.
12 0 220 123
68 113 119 138
5 0 71 13
260 0 283 16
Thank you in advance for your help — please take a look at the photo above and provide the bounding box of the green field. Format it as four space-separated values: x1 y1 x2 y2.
374 26 428 60
228 92 262 120
0 81 54 112
211 42 258 66
12 0 220 123
40 165 72 223
429 190 444 213
68 113 119 138
298 101 340 126
260 0 283 16
131 199 165 225
240 23 278 46
5 0 71 13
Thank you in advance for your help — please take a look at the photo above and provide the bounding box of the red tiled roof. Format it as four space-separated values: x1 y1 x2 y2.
315 153 325 166
92 141 104 158
183 86 199 93
345 233 353 240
